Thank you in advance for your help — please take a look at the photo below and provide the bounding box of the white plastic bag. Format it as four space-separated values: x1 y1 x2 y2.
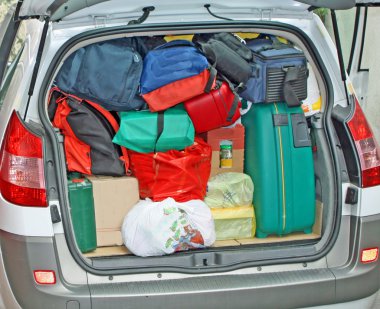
205 172 254 208
122 198 216 257
301 64 322 117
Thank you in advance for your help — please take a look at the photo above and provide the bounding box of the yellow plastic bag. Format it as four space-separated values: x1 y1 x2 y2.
211 206 256 240
302 64 322 116
205 172 254 208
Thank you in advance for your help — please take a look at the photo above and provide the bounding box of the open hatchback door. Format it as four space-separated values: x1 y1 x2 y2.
17 0 356 21
345 1 380 108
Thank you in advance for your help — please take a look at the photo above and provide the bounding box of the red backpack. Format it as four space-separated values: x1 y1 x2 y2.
48 87 129 176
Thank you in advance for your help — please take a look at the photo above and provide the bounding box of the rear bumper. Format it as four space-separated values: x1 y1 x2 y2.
0 213 379 309
332 213 380 303
0 230 91 309
0 241 20 309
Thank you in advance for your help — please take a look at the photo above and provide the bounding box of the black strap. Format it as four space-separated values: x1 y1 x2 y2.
154 111 164 153
198 41 239 121
219 74 242 122
204 4 233 21
226 94 240 122
127 6 155 25
204 65 217 93
283 67 302 107
197 41 218 94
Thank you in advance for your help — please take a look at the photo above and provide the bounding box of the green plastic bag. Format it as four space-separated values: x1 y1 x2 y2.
205 172 254 209
113 105 195 153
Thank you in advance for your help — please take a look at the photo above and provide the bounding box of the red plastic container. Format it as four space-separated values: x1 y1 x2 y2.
184 82 241 133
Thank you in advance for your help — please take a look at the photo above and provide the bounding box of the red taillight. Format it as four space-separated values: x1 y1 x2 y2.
347 99 380 188
33 270 56 285
0 111 47 206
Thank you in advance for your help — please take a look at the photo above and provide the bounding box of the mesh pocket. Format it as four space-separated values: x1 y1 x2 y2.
265 66 308 103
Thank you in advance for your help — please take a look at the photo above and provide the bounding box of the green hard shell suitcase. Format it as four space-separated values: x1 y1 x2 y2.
67 173 97 253
113 104 195 153
242 102 315 238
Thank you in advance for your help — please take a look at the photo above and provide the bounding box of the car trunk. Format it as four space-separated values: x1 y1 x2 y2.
38 16 343 275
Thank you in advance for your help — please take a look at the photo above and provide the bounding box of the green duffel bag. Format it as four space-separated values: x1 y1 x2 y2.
113 104 195 153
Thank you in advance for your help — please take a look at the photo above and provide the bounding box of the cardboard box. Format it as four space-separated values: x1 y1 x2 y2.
87 176 140 247
201 125 245 177
96 229 123 247
203 124 245 151
210 149 244 177
84 245 131 258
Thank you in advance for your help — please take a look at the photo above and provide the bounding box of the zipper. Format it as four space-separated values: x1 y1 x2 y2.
119 49 141 103
274 103 286 232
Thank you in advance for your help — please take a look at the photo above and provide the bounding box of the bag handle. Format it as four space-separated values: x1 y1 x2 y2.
252 34 293 51
198 41 241 121
197 41 218 93
204 65 217 93
155 40 195 50
154 111 165 153
219 74 242 122
255 34 283 46
283 67 303 107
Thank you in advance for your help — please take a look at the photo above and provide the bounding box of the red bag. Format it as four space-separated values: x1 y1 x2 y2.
49 87 129 176
142 69 216 112
184 82 241 133
128 138 211 202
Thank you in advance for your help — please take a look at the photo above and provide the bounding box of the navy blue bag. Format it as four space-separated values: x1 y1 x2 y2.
240 35 308 106
55 38 145 111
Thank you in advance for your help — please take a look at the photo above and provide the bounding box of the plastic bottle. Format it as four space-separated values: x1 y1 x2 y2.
220 140 233 168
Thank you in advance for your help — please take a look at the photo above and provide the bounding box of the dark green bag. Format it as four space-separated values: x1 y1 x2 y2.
113 105 195 153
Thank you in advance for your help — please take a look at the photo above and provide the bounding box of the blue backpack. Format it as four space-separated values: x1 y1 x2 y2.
55 38 146 111
140 40 216 112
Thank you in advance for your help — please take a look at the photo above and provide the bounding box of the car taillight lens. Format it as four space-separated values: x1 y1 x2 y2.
0 111 47 206
347 99 380 188
361 248 379 264
33 270 56 285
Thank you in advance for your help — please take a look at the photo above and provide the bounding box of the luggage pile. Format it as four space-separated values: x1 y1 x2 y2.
49 32 319 257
